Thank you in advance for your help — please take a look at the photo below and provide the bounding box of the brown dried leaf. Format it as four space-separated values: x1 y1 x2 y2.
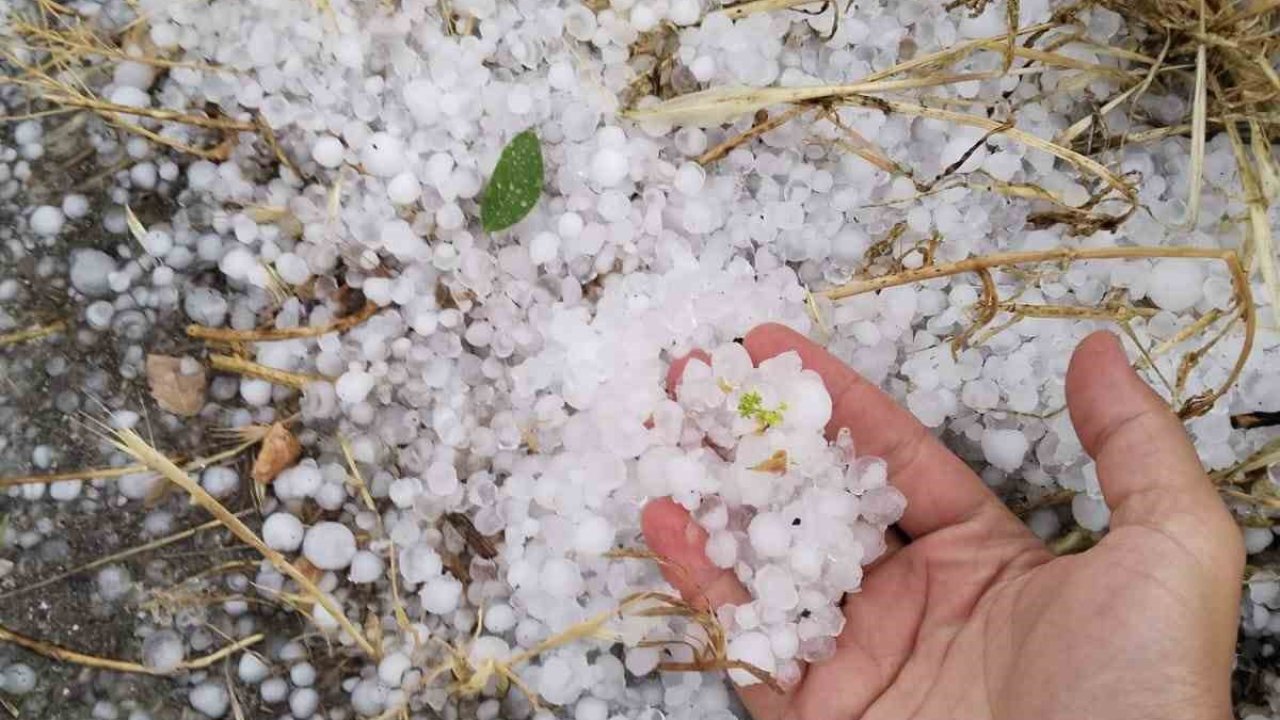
251 422 301 485
749 450 788 474
146 354 207 417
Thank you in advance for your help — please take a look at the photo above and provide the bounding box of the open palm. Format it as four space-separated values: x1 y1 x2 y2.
643 324 1242 720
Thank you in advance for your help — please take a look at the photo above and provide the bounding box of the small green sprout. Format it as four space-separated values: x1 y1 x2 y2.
737 390 787 430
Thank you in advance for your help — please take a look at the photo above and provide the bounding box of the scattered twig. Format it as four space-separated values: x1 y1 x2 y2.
0 623 262 676
0 320 66 348
1232 411 1280 430
696 105 811 166
0 514 249 601
187 302 378 343
109 429 378 658
821 245 1255 419
208 355 326 390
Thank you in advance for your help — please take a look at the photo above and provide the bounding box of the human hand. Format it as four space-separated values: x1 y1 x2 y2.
642 324 1243 720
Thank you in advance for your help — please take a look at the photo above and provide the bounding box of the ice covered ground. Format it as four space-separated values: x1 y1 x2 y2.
1 0 1279 717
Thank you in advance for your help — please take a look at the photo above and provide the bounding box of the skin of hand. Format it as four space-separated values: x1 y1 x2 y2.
642 323 1244 720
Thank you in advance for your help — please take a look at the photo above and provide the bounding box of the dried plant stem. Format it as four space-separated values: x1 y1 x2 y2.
821 245 1255 418
1232 411 1280 430
0 320 66 347
0 514 248 601
821 247 1240 300
1212 437 1280 485
0 623 262 676
720 0 823 19
697 104 811 165
0 436 258 489
999 301 1159 321
1222 488 1280 510
188 302 378 342
1010 488 1077 516
42 94 256 131
836 96 1135 203
110 429 378 658
209 355 325 390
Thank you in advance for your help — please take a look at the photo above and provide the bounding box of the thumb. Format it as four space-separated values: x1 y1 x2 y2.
1065 331 1242 564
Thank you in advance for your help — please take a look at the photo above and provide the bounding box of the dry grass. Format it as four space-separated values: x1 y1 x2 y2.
187 302 380 343
2 0 287 163
820 244 1255 418
629 0 1272 424
0 320 66 348
208 354 327 390
420 590 781 710
107 428 379 659
0 623 263 676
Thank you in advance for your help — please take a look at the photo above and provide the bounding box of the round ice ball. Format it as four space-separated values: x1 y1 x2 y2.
1071 493 1111 532
302 522 357 570
30 205 65 236
189 682 228 718
70 249 116 297
361 132 405 177
311 136 345 169
263 512 305 552
142 630 185 673
726 631 775 686
980 428 1029 472
1147 259 1205 312
590 147 630 187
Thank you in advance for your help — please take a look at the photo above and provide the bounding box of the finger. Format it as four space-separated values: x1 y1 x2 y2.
1065 332 1241 558
744 323 1025 541
641 498 796 720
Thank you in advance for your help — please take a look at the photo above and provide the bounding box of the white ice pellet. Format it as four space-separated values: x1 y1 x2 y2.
49 479 82 501
540 557 584 598
1244 527 1274 554
302 521 358 570
336 370 375 404
30 205 65 236
377 652 412 687
673 162 705 196
348 550 384 583
1147 259 1205 312
2 664 36 695
981 428 1030 472
260 678 287 703
387 172 421 205
1071 493 1111 532
96 565 132 602
361 133 405 177
530 232 560 265
572 514 615 556
311 136 345 168
189 682 228 718
725 631 775 686
263 512 305 552
200 467 239 498
590 147 629 187
237 653 270 684
484 603 517 633
142 631 185 673
747 512 791 558
289 688 319 718
70 249 116 297
421 575 463 613
289 662 316 687
705 531 738 568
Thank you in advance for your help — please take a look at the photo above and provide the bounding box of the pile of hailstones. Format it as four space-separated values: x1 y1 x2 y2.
491 339 905 704
662 343 904 684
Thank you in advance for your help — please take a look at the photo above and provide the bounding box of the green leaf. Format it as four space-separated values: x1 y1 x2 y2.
481 129 544 232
